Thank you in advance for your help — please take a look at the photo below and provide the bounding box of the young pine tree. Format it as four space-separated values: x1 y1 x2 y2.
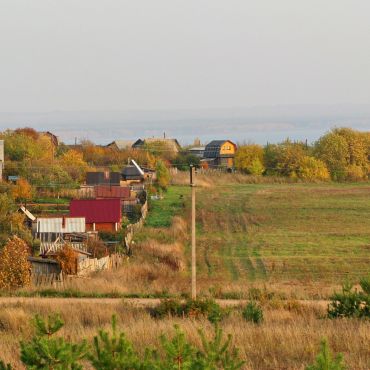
306 339 346 370
20 314 88 370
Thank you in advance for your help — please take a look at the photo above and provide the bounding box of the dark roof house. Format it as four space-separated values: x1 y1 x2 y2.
121 160 145 181
203 140 237 169
86 172 121 186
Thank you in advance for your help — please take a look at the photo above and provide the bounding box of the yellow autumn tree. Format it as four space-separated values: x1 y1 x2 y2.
11 178 33 203
0 236 31 290
58 149 89 182
298 156 330 181
235 144 265 175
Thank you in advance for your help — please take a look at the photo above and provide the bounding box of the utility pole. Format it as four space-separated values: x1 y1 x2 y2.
190 164 196 300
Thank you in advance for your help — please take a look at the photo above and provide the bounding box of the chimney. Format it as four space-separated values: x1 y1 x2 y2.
163 132 166 139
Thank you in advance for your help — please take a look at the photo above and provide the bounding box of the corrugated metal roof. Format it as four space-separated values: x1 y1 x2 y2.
36 217 86 233
70 199 121 224
95 185 131 199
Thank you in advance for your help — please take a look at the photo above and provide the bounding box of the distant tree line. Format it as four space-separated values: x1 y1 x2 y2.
235 128 370 181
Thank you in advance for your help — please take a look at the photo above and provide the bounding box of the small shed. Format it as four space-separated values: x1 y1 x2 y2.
28 256 61 276
121 160 145 181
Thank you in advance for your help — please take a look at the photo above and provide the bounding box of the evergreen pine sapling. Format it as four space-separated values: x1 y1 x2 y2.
88 315 149 369
20 314 87 370
158 325 196 369
195 325 245 370
306 339 346 370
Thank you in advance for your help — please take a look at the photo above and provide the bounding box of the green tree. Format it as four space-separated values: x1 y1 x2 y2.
156 160 171 191
174 152 200 171
0 194 31 247
306 339 346 370
20 314 88 370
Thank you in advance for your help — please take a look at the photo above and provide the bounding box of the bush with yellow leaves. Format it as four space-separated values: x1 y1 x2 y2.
0 236 31 290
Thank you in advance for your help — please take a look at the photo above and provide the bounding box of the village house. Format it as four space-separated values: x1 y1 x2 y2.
203 140 237 169
94 185 137 213
39 131 59 148
105 140 134 150
121 159 145 182
34 216 89 257
70 198 122 232
132 137 181 153
86 172 121 186
188 146 206 158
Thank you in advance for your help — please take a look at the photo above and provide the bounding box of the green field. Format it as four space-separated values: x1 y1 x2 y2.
147 182 370 286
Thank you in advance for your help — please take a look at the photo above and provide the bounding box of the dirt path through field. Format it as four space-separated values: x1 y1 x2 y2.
0 296 330 309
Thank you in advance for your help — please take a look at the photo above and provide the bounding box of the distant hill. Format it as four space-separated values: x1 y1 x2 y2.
0 104 369 145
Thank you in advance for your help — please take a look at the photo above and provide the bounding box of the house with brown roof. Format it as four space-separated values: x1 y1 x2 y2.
132 137 181 153
70 198 122 232
106 140 134 150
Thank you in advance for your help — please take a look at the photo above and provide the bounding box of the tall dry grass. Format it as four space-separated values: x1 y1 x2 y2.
0 299 368 369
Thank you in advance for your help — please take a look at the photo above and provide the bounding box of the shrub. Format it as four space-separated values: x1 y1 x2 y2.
149 298 228 323
0 236 31 290
55 245 77 275
306 338 346 370
327 281 369 319
242 302 263 324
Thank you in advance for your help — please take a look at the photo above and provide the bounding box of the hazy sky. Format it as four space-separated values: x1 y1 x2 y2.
1 0 369 112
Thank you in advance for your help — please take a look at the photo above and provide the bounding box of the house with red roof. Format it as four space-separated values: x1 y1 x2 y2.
70 198 122 232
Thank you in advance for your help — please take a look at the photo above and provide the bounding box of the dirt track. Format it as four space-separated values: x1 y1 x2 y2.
0 296 330 309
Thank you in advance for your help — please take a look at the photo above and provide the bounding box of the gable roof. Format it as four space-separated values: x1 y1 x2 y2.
70 199 122 224
204 140 236 158
133 138 181 152
36 217 86 233
95 185 131 199
106 140 134 150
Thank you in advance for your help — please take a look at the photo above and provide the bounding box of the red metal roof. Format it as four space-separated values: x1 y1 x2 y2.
95 185 130 199
70 199 121 224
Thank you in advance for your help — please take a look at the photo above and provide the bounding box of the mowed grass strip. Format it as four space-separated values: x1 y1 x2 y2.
145 186 189 228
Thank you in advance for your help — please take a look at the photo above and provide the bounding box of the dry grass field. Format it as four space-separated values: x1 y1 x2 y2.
1 174 369 369
0 298 369 369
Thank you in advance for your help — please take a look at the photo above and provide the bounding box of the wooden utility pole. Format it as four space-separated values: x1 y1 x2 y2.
190 165 196 300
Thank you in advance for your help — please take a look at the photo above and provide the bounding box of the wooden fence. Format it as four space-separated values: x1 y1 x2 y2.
124 200 148 251
77 253 125 276
32 272 63 287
